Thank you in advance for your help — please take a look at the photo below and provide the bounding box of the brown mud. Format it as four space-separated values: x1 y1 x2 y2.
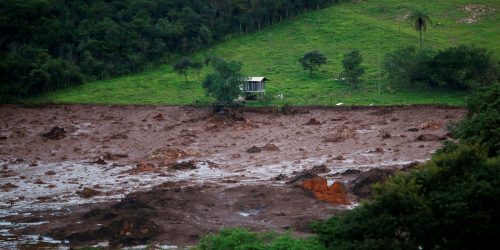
0 104 465 248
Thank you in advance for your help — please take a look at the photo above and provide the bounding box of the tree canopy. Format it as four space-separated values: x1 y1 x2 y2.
341 50 365 89
202 58 245 103
0 0 342 101
299 50 327 77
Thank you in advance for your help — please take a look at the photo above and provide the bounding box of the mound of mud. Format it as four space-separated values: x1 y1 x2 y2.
46 183 340 247
42 127 66 140
349 168 395 199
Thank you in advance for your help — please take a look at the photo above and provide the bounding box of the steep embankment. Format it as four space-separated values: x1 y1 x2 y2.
31 0 499 105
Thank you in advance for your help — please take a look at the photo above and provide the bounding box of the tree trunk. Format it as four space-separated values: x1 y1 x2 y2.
420 30 423 50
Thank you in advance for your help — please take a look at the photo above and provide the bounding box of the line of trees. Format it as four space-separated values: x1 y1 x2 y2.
0 0 345 101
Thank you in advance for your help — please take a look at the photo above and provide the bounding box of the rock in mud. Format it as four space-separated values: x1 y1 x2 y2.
380 132 391 139
126 162 157 174
262 143 279 151
305 118 321 125
171 161 197 170
419 121 442 130
246 146 262 153
286 165 329 184
302 177 350 205
349 168 395 199
0 182 18 191
77 187 101 198
153 113 164 121
416 134 445 141
104 152 129 161
323 127 356 143
42 127 66 140
108 132 128 140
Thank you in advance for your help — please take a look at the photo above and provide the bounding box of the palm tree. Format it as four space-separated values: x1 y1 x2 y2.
411 10 432 49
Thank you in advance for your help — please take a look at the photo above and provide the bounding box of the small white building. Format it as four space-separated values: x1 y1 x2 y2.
241 77 269 99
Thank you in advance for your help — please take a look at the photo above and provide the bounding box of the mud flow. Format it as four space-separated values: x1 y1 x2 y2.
0 105 465 248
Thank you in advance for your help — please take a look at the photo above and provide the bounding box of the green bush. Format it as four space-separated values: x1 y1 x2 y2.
195 228 325 250
383 46 433 87
453 82 500 156
312 144 500 249
429 45 499 89
384 45 498 90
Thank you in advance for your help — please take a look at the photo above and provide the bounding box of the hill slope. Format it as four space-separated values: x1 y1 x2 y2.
30 0 499 106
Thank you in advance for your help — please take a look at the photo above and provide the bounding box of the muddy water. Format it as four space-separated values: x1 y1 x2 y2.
0 105 466 248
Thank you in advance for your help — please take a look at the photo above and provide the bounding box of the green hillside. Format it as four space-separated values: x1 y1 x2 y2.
29 0 499 106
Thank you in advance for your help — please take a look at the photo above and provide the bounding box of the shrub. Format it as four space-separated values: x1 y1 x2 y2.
453 82 500 156
429 45 499 89
383 46 433 87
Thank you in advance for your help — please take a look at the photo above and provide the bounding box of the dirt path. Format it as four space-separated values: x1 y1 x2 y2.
0 105 465 248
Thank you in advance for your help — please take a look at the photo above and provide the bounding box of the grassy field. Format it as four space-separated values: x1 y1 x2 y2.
28 0 499 106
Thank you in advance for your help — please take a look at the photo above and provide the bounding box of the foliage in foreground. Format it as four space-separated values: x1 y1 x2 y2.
195 228 325 250
453 82 500 156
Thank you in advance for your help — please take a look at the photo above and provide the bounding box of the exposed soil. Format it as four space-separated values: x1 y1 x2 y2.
0 104 465 248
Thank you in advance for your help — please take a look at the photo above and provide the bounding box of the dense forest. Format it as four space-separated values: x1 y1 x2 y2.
0 0 343 99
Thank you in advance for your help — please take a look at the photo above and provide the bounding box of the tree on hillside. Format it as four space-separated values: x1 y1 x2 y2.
299 50 327 77
173 57 193 83
410 10 432 50
202 58 244 103
342 50 365 90
383 46 433 87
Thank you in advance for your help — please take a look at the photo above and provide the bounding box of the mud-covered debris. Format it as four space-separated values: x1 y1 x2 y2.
66 217 161 246
0 182 18 191
104 152 129 161
262 143 279 151
323 127 356 143
126 162 157 174
380 131 391 139
171 161 197 170
91 157 107 165
153 113 164 121
230 153 241 159
302 177 350 205
246 146 262 153
419 121 443 130
271 174 288 181
45 170 56 176
349 168 395 199
78 187 101 198
305 118 321 125
149 147 199 164
108 132 128 140
42 127 66 140
340 169 362 176
333 155 345 160
416 134 445 141
369 147 385 153
286 165 329 184
331 116 348 121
